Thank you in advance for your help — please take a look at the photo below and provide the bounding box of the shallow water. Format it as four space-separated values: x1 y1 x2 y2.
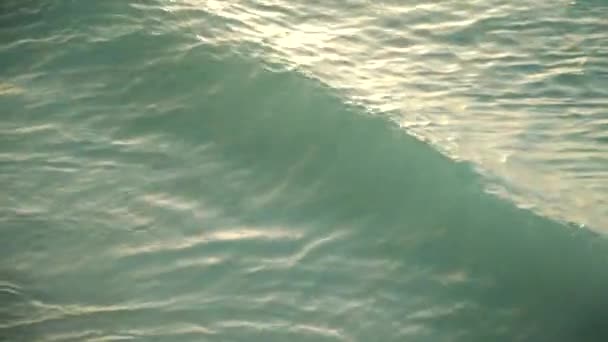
1 1 608 341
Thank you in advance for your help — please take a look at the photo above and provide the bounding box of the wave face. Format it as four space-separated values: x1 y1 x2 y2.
169 0 608 230
2 1 608 341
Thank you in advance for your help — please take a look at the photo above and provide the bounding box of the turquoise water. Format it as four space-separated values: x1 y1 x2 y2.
1 1 608 341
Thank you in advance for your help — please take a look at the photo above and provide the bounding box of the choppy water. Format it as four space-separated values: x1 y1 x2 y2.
1 1 608 341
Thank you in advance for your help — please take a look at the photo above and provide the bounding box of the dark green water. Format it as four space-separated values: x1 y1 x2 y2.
2 1 608 341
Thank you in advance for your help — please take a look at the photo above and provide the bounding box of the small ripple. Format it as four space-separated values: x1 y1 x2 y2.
140 192 201 213
0 82 24 95
114 226 303 257
248 230 348 271
0 298 178 329
43 330 106 341
47 324 217 341
86 335 136 341
121 324 216 337
0 280 22 297
215 320 350 341
130 256 225 280
289 324 348 340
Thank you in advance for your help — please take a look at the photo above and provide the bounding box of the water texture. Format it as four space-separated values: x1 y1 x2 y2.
1 1 608 341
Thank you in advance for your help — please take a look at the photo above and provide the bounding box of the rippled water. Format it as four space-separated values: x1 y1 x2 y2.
2 1 608 341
